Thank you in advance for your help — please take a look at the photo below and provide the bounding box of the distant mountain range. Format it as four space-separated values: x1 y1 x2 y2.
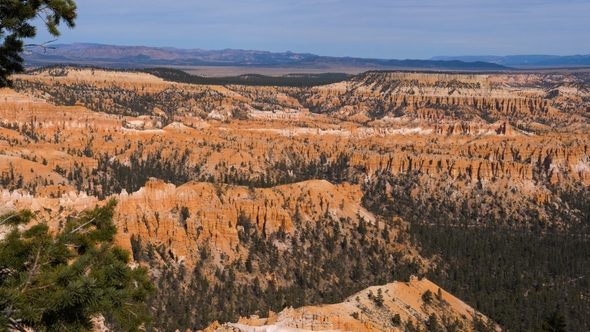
23 43 509 71
23 43 590 72
431 54 590 67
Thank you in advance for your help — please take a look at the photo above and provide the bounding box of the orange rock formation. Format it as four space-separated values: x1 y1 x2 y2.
210 277 495 332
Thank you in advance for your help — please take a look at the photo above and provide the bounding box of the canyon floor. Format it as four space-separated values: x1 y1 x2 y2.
1 67 589 331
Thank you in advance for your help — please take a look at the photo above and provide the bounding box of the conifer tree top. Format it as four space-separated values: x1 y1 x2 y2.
0 199 156 331
1 0 77 87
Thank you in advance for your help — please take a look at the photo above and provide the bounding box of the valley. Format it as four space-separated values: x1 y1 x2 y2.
1 66 589 331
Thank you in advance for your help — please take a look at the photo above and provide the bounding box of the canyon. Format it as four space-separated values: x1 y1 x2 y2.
1 67 589 331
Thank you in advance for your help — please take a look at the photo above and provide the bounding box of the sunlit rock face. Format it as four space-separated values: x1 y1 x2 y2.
2 68 590 330
207 277 495 332
3 68 590 259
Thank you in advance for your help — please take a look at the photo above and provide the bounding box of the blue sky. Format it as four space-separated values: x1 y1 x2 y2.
31 0 590 59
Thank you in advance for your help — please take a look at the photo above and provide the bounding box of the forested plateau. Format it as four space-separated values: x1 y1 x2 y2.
1 66 589 331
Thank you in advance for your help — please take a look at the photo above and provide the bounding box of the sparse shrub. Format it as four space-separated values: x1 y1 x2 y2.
374 288 384 307
422 289 433 304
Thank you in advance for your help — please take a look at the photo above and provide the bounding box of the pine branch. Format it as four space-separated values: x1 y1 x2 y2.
127 308 138 318
82 244 110 276
35 6 51 26
69 218 96 234
2 307 26 332
24 39 58 53
8 318 27 332
0 214 17 226
20 234 47 293
25 282 57 292
1 201 153 330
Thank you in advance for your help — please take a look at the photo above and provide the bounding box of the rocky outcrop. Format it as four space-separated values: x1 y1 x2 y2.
347 136 589 184
4 67 590 332
0 176 373 266
113 179 373 264
210 277 497 332
301 72 590 132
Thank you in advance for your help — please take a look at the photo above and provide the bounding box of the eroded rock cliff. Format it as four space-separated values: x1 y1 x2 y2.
3 67 590 330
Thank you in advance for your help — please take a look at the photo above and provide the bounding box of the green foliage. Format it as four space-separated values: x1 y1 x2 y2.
391 313 401 325
436 288 442 300
0 0 77 87
0 199 155 331
442 317 464 332
362 171 590 331
180 206 190 222
472 314 497 332
537 311 566 332
0 209 34 227
139 67 351 87
427 314 442 332
143 213 420 331
422 289 433 304
374 288 384 307
404 319 423 332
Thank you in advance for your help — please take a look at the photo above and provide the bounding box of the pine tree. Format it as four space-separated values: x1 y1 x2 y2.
537 311 566 332
1 0 77 87
0 199 155 331
422 289 433 304
374 288 384 307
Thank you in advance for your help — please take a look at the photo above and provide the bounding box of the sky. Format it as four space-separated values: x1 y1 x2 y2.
30 0 590 59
